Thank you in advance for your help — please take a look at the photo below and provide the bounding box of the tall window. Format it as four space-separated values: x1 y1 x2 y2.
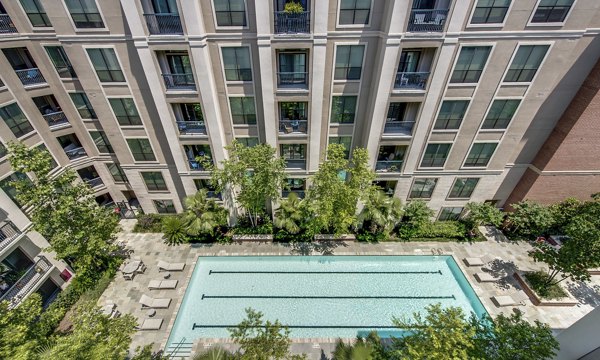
0 103 34 138
504 45 549 82
339 0 371 25
386 103 407 122
154 200 176 214
439 207 464 221
0 143 6 158
329 136 352 158
20 0 51 27
45 46 76 78
330 96 357 123
90 131 113 153
236 137 259 147
471 0 511 24
531 0 573 23
482 99 520 129
214 0 246 26
222 47 252 81
409 178 438 199
334 45 365 80
420 143 451 168
281 144 306 168
106 163 127 183
448 178 479 199
86 48 125 82
464 143 497 167
127 138 156 162
450 46 492 83
0 172 32 207
65 0 104 28
434 100 469 130
229 97 256 124
142 172 168 191
69 92 96 119
109 98 142 126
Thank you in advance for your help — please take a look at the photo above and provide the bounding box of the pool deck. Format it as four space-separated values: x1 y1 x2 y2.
99 221 600 359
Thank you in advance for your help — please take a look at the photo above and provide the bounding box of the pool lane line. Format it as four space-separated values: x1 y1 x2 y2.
191 324 433 330
201 294 455 300
208 270 443 275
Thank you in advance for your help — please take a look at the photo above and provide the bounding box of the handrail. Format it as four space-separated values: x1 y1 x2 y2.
408 9 449 32
64 146 87 160
277 72 308 86
144 13 183 34
43 111 69 127
14 68 46 86
0 14 17 33
0 256 53 308
176 121 206 134
394 72 430 89
279 119 308 134
0 221 21 252
274 11 310 34
162 73 196 90
383 121 415 135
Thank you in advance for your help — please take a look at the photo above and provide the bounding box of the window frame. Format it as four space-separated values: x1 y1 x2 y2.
468 0 513 27
19 0 52 27
528 0 575 25
0 102 35 138
438 207 464 221
330 95 358 124
333 44 366 81
480 98 521 130
212 0 248 29
69 92 97 119
108 97 143 126
463 142 498 168
126 138 157 162
106 163 127 183
228 96 256 125
420 143 452 168
85 47 126 83
449 45 493 84
447 178 480 199
235 137 259 147
328 136 353 158
433 100 470 130
141 171 168 192
44 46 77 78
153 199 176 214
89 131 113 154
63 0 105 30
408 178 438 199
502 44 550 84
220 45 253 82
337 0 373 27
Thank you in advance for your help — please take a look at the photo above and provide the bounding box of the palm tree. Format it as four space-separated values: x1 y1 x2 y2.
183 190 228 236
192 347 235 360
358 190 403 235
273 192 304 234
333 338 375 360
161 216 188 245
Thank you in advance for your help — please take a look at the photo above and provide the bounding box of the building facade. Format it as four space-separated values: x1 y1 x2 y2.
0 0 599 233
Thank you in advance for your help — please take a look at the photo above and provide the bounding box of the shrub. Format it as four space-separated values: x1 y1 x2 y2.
274 229 313 242
133 214 170 233
356 230 387 243
162 216 189 245
398 221 468 241
283 1 304 13
233 216 273 235
464 202 503 230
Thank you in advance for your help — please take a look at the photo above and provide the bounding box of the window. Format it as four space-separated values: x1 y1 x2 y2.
0 103 34 138
409 178 438 199
504 45 549 83
329 136 352 158
334 45 365 80
531 0 573 23
86 48 125 82
109 98 142 126
420 143 451 168
37 144 57 169
482 99 520 129
69 93 96 119
0 143 6 158
448 178 479 199
194 179 220 198
434 100 469 130
222 47 252 81
142 172 168 191
65 0 104 28
464 143 497 167
439 207 464 221
127 138 156 162
236 137 259 147
330 96 357 123
90 131 113 153
0 172 31 207
471 0 511 24
20 0 51 27
281 144 306 169
229 97 256 124
106 163 127 183
280 102 307 120
278 51 308 86
339 0 371 25
450 46 492 83
154 200 176 214
214 0 246 26
45 46 77 78
386 103 408 122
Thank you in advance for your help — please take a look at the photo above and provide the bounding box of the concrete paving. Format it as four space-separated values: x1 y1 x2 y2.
98 221 600 359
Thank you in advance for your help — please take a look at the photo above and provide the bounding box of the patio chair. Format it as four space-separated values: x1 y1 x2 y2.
158 260 185 272
139 294 171 309
474 272 496 283
138 318 163 331
491 293 528 307
463 257 484 267
413 13 426 24
148 279 178 290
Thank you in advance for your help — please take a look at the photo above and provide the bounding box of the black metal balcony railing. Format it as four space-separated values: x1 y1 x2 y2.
376 160 404 172
144 13 183 34
0 14 17 33
408 9 449 32
0 256 52 308
206 191 222 200
188 159 209 171
64 146 87 160
383 121 415 136
277 72 308 87
394 72 430 89
282 190 305 199
0 221 21 253
15 68 46 86
279 120 308 134
284 159 306 170
84 177 103 188
43 111 69 127
162 73 196 90
55 65 77 79
177 121 206 135
274 11 310 34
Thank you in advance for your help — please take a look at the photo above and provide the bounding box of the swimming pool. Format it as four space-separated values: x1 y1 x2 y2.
166 256 487 350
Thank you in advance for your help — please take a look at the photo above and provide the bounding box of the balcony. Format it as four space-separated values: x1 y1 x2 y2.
15 68 46 87
284 159 306 170
55 65 77 79
407 9 449 32
162 73 196 90
394 72 430 90
64 146 87 160
376 160 404 173
0 14 17 33
188 160 208 171
383 121 415 136
274 11 310 34
84 177 103 188
177 121 206 135
144 13 183 35
282 190 305 199
0 221 21 254
43 111 69 128
277 72 308 88
279 120 308 135
0 256 53 309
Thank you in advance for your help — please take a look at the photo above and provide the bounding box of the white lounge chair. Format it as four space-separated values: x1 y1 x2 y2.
464 257 484 266
148 279 178 290
139 294 171 309
138 318 163 330
491 294 527 307
158 260 186 272
475 272 496 282
413 13 426 24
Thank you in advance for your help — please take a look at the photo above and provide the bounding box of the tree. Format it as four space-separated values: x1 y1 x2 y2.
183 189 228 237
464 202 503 230
506 201 555 238
401 200 434 229
333 337 376 360
228 308 305 360
0 294 43 360
162 216 189 245
192 347 236 360
358 190 403 236
209 141 286 227
7 143 119 280
548 197 583 233
273 193 304 235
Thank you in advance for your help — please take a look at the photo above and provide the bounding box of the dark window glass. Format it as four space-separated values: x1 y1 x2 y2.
482 99 520 129
222 47 252 81
109 98 142 126
328 136 352 158
142 172 168 191
229 97 256 124
154 199 176 214
20 0 52 27
334 45 365 80
532 0 573 23
450 46 491 83
86 48 125 82
127 138 156 162
90 131 113 153
464 143 497 167
214 0 247 26
420 143 451 167
434 100 469 130
65 0 104 28
0 103 34 138
69 92 96 119
448 178 479 198
409 178 438 199
504 45 549 82
471 0 511 24
106 163 127 183
45 46 77 78
330 96 357 123
438 207 464 221
339 0 371 25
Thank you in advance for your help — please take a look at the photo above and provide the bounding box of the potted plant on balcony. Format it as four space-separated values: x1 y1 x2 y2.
283 1 304 14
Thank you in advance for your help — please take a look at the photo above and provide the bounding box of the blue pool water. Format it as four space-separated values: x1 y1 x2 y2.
166 256 487 347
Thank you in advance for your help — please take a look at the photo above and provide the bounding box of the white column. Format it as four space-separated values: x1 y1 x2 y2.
388 0 412 34
447 0 472 34
119 0 145 36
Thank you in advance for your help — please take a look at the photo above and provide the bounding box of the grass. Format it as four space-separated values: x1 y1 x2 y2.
524 271 568 300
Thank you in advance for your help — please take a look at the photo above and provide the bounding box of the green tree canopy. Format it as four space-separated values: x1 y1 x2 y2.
273 192 304 235
183 189 228 236
507 201 555 239
358 190 403 236
464 202 503 230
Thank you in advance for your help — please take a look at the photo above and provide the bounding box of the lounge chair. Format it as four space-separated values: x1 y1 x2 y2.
138 318 163 330
139 294 171 309
464 257 484 266
491 294 527 307
148 279 178 290
158 260 185 272
474 272 496 282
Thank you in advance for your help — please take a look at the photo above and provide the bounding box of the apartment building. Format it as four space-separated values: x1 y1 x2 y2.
0 0 599 234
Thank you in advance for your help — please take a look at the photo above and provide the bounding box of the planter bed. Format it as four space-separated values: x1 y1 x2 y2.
314 234 356 242
514 272 578 307
231 234 273 242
